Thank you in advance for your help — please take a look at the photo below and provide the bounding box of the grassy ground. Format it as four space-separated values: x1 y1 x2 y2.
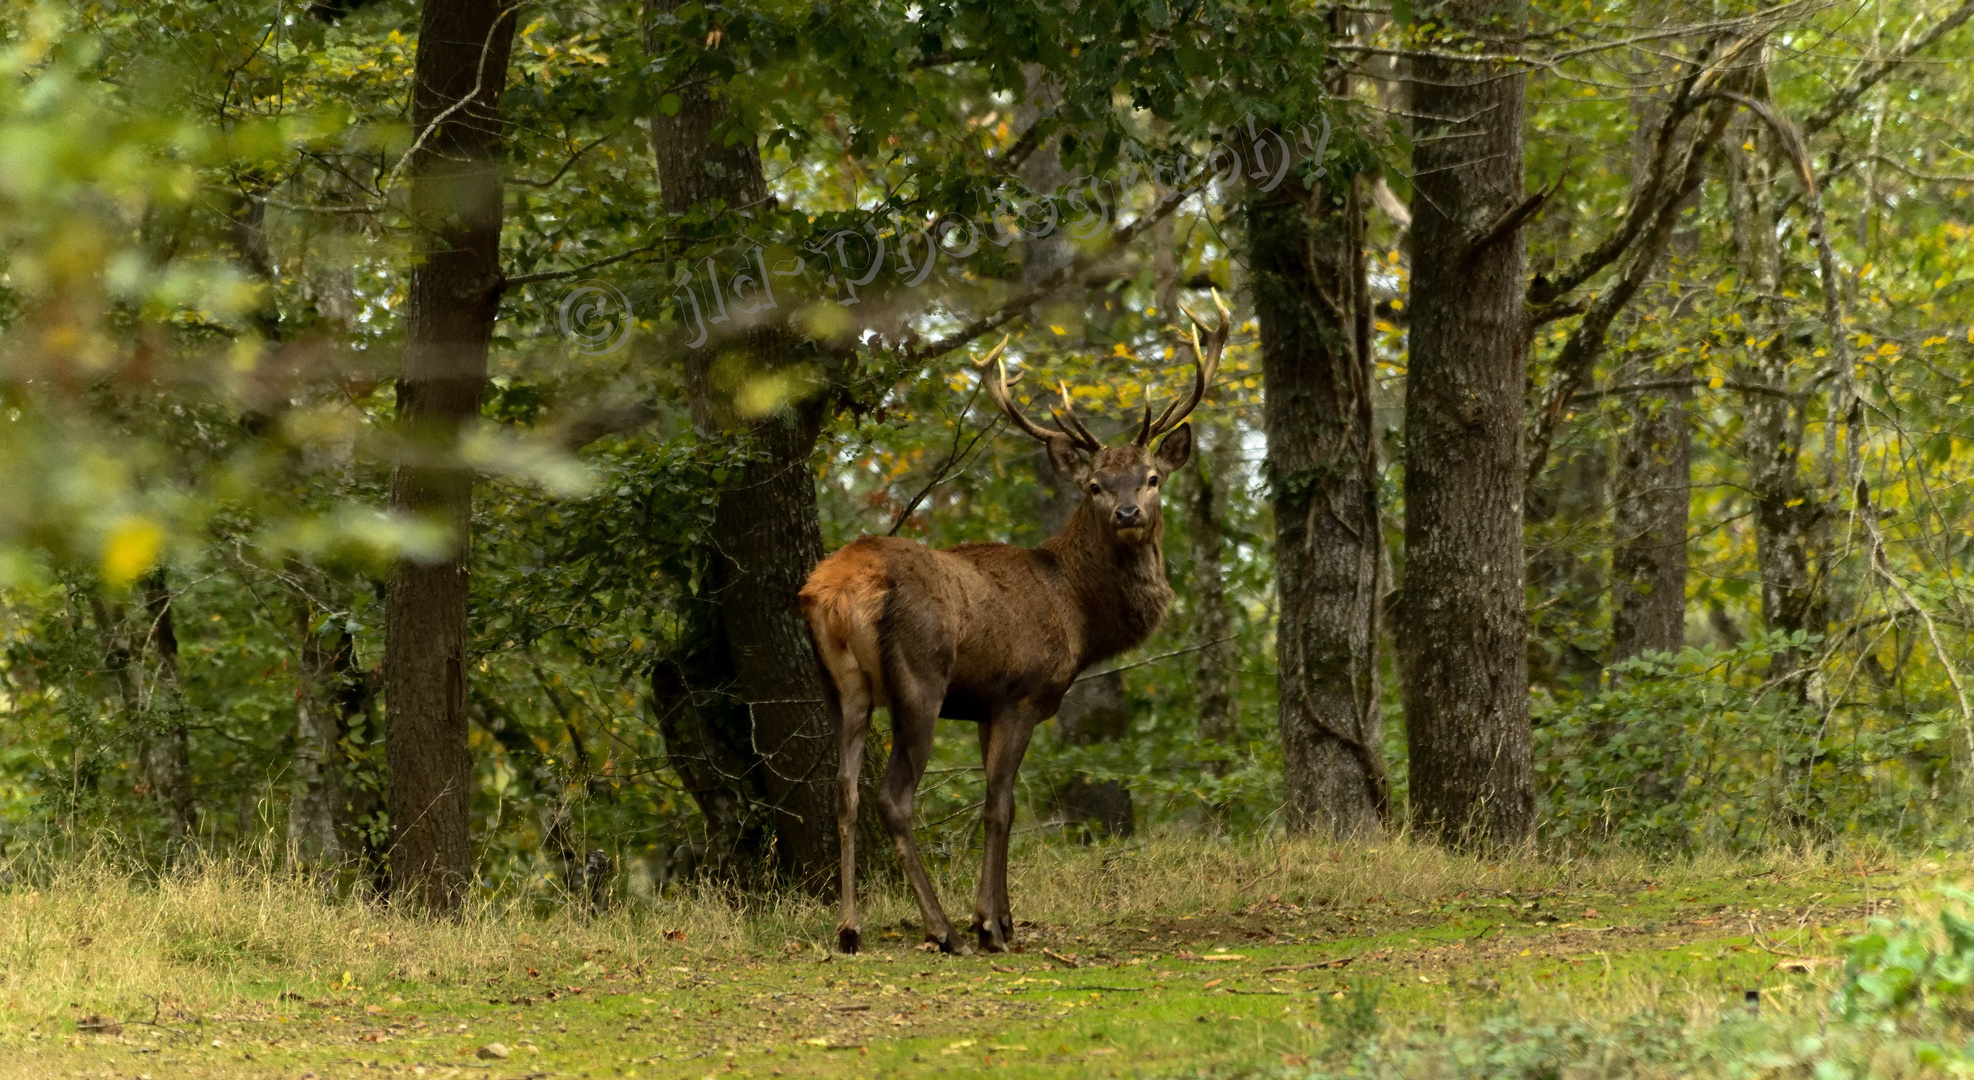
0 837 1942 1079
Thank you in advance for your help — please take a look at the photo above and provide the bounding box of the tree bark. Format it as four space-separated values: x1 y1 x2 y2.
646 0 840 885
1253 134 1387 838
1609 368 1691 660
383 0 519 913
1398 0 1534 848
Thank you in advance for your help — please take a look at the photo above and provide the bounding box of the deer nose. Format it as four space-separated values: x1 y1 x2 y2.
1113 504 1144 527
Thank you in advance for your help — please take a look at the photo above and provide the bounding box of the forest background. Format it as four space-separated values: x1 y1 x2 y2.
0 0 1972 911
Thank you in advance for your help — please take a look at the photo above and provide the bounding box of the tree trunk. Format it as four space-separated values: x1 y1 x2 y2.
1190 418 1238 762
1607 85 1695 666
1398 0 1534 848
647 0 840 885
1726 124 1823 681
1253 130 1387 838
1609 367 1691 660
290 593 377 870
383 0 519 913
141 572 195 842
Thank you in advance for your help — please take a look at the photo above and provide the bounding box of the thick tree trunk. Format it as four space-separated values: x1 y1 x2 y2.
383 0 519 912
647 1 840 885
1253 141 1387 838
1609 368 1691 660
1398 0 1534 848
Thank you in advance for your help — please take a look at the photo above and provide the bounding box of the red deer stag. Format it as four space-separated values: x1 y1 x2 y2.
799 295 1228 954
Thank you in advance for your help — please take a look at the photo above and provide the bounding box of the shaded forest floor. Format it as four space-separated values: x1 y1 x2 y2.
0 837 1944 1079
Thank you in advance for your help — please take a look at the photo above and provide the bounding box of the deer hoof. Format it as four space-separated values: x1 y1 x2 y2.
975 926 1010 953
927 932 963 955
837 927 861 954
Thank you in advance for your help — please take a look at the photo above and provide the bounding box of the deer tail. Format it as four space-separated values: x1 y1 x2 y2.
799 543 890 712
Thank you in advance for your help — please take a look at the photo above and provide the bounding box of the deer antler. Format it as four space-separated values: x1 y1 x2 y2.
1136 289 1230 446
973 336 1104 452
1051 379 1105 451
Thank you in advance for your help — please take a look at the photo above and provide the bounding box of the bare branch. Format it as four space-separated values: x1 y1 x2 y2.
906 174 1200 363
1804 0 1974 137
1526 101 1734 490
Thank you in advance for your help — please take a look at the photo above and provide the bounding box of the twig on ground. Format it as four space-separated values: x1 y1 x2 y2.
1261 956 1356 974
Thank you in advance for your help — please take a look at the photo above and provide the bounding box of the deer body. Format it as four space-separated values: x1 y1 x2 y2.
810 499 1174 715
802 300 1226 954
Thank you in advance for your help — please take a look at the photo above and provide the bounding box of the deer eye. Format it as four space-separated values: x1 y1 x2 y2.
1147 474 1160 487
1088 482 1102 495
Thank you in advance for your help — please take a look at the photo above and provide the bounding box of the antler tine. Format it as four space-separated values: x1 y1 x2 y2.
1140 288 1230 444
1051 379 1105 452
972 335 1077 446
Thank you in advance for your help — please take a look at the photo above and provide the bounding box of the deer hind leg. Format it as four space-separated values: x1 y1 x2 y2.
876 675 962 953
827 664 873 954
972 712 1037 953
809 603 883 955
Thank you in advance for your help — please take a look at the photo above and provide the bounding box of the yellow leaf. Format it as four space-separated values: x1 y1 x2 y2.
1923 336 1949 348
1708 375 1724 389
101 518 163 586
1049 325 1067 336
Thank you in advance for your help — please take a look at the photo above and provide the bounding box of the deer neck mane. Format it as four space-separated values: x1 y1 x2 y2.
1039 499 1172 665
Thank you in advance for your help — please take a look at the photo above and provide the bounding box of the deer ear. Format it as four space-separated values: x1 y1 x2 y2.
1046 436 1092 487
1153 423 1193 473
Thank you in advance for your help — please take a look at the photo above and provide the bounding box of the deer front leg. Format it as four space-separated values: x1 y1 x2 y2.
876 687 963 953
972 714 1037 953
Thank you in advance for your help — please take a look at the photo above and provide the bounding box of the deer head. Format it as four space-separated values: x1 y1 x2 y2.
974 292 1230 545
